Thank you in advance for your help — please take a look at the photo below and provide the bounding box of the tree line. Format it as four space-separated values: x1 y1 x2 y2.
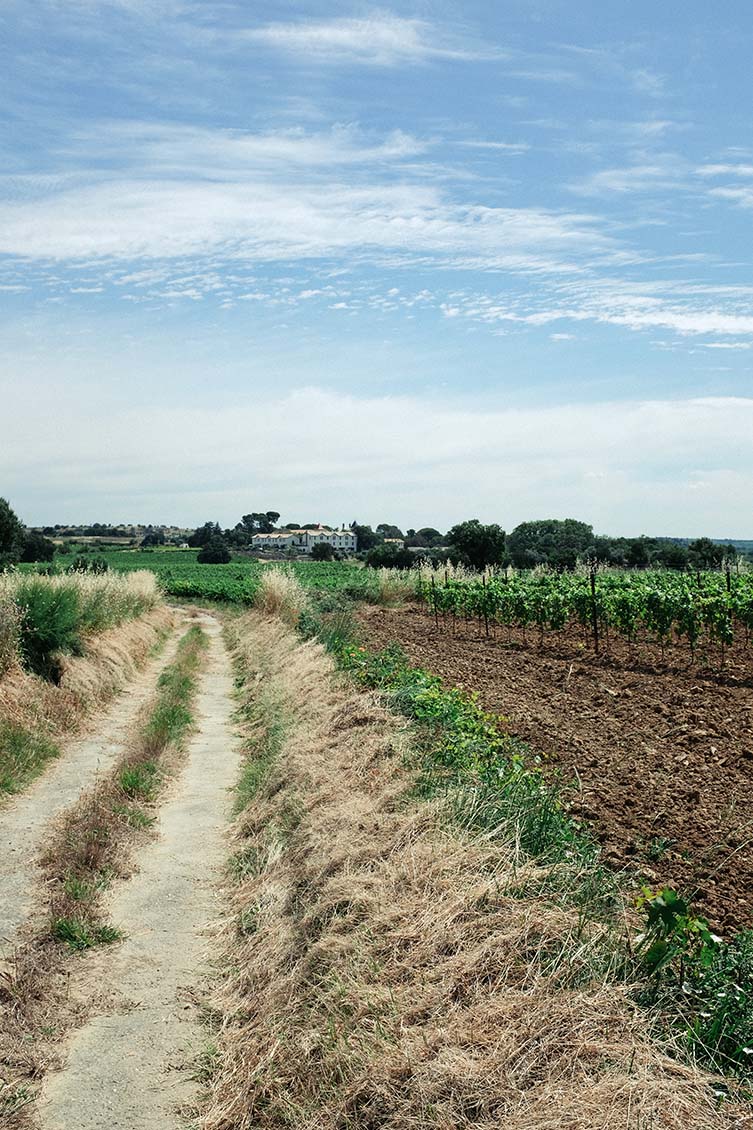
0 498 746 574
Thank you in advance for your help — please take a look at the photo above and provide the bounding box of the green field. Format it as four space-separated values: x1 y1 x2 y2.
66 548 389 604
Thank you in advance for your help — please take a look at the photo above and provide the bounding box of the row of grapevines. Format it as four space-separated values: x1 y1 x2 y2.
416 568 753 655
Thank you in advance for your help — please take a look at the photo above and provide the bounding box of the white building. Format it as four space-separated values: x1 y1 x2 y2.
250 525 357 555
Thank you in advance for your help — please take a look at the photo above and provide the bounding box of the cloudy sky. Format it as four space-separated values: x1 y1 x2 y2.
2 0 752 535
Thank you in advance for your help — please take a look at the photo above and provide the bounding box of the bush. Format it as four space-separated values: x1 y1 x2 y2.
310 542 335 561
365 543 414 569
67 555 109 574
14 579 83 679
197 537 231 564
20 531 56 563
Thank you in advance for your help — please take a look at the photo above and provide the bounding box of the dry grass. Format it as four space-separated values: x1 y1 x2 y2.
0 605 174 798
373 566 415 604
255 567 311 626
201 611 749 1130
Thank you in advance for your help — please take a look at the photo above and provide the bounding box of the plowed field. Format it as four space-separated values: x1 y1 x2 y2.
356 603 753 935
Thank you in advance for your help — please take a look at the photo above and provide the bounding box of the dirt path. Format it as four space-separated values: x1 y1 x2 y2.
39 614 241 1130
0 620 187 952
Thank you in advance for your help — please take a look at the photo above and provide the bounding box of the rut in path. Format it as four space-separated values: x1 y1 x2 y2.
39 613 242 1130
0 620 186 951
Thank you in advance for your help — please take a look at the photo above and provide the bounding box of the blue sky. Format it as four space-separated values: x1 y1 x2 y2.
2 0 752 535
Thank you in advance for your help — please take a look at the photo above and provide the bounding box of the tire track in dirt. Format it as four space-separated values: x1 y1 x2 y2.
0 617 186 952
38 613 241 1130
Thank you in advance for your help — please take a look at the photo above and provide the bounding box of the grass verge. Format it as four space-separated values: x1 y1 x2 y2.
201 610 749 1130
323 626 753 1087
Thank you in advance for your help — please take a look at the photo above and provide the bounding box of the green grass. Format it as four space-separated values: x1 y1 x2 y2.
0 721 60 796
51 916 123 950
119 759 160 799
6 572 159 680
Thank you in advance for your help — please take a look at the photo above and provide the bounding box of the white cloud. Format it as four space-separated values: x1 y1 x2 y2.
3 386 752 535
62 121 428 173
696 163 753 178
458 140 530 153
241 13 493 67
708 186 753 209
0 171 615 268
571 161 686 196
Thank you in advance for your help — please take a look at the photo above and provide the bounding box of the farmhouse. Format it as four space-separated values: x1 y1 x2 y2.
251 525 357 555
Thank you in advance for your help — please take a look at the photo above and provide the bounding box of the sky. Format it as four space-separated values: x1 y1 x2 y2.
2 0 752 536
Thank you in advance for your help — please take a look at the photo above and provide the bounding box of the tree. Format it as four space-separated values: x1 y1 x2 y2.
0 498 24 570
376 523 404 540
141 530 165 547
20 531 56 562
688 538 727 569
227 511 281 546
352 523 379 551
188 521 222 548
311 542 335 561
365 543 414 569
654 541 689 571
624 537 652 569
197 536 231 564
417 527 444 547
446 520 507 570
507 519 593 570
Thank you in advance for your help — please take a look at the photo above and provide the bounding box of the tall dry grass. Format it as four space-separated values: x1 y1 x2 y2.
0 598 22 678
201 611 745 1130
254 567 311 626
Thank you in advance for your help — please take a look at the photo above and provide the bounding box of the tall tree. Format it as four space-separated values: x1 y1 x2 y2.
446 520 507 570
188 521 222 548
508 519 593 570
0 498 24 570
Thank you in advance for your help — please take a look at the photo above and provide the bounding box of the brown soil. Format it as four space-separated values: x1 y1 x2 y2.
356 603 753 936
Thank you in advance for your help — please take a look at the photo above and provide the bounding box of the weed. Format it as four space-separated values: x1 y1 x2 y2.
51 916 122 950
0 721 60 795
636 888 753 1076
119 759 160 799
0 1082 34 1117
112 802 155 828
229 845 262 881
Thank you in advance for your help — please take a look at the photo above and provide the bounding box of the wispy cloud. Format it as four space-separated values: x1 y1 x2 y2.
458 140 530 153
570 159 687 196
61 121 429 172
0 176 614 268
240 13 495 67
697 163 753 178
708 186 753 208
0 120 616 271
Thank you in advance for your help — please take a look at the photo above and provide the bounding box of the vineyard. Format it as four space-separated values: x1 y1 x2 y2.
20 549 753 665
416 565 753 663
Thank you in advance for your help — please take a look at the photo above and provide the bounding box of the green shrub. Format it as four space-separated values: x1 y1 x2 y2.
198 537 231 564
14 579 82 678
67 555 109 574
